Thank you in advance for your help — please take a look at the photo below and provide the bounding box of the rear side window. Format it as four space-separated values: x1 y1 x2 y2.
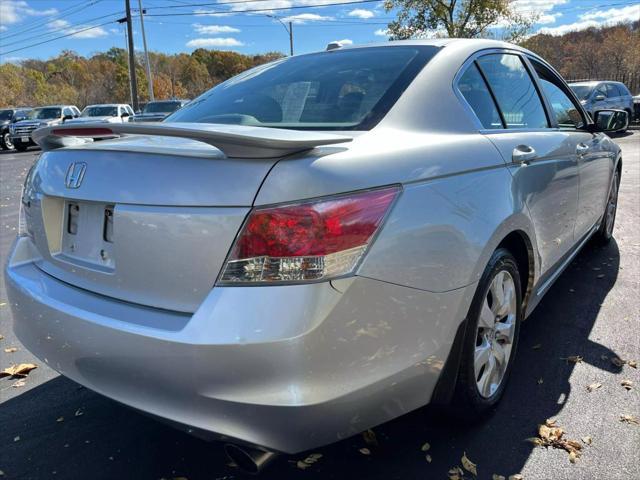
458 63 502 129
477 54 548 129
595 84 608 98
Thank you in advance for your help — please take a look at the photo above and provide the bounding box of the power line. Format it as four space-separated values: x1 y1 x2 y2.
1 12 124 49
0 0 106 41
0 21 117 56
144 0 380 16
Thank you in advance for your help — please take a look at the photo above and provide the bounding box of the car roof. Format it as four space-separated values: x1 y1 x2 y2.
35 105 76 108
84 104 127 108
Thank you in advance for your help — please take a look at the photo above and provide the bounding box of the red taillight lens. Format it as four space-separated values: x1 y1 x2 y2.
219 186 399 284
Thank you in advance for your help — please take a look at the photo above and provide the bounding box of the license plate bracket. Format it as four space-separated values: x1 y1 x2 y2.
21 136 29 143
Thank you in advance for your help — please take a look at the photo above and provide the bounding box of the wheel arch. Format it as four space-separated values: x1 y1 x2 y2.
496 230 535 314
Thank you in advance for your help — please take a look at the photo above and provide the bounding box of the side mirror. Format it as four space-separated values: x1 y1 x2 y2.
592 109 628 133
594 94 606 102
121 112 130 118
62 114 73 121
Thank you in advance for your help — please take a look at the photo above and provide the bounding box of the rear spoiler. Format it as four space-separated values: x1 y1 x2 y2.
32 122 352 159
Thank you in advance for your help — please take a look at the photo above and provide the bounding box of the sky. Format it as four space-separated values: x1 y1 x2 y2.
0 0 639 63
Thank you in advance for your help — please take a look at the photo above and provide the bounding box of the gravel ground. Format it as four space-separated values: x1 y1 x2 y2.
0 133 638 480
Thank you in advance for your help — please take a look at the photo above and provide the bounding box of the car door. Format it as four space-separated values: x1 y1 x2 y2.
463 52 580 275
606 83 622 110
527 58 611 240
592 83 609 114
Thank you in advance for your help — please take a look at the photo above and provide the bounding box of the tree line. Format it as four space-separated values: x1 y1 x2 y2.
0 48 284 109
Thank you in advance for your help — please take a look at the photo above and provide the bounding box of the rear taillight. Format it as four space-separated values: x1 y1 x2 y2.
218 186 400 284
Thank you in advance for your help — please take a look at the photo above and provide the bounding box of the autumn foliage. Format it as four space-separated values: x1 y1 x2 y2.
0 48 284 108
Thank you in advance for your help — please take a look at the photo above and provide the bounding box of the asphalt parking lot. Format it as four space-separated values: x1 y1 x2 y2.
0 133 638 480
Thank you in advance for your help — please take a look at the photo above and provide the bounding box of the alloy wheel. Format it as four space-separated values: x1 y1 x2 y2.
474 270 517 398
605 173 619 237
2 132 13 150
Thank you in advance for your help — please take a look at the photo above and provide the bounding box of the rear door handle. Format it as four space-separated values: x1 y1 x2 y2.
512 144 536 164
576 143 590 157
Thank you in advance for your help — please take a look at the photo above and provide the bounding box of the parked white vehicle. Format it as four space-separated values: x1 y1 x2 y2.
66 104 134 124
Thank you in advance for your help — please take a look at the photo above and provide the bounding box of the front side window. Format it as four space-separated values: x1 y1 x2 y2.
530 59 585 129
594 84 608 99
458 63 502 129
476 54 548 129
167 46 440 130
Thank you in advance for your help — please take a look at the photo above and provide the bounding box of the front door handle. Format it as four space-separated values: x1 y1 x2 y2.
512 144 536 164
576 143 590 157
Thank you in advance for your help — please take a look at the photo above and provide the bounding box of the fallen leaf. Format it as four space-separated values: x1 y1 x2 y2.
581 436 592 445
0 334 4 340
563 355 583 364
74 408 84 417
492 475 506 480
621 379 633 391
620 415 639 425
532 344 542 350
362 429 378 446
611 357 625 367
596 274 605 279
56 417 64 423
508 475 524 480
297 453 322 469
421 442 431 452
11 379 26 388
461 452 477 476
359 448 371 456
13 436 20 442
525 437 543 446
0 303 6 307
569 451 578 464
545 418 557 427
0 363 37 378
4 347 18 353
296 461 311 470
448 466 464 480
586 382 602 392
600 354 608 361
537 378 544 385
626 359 637 368
425 454 432 463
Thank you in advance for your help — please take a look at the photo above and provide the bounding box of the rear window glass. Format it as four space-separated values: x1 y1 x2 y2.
144 101 183 114
166 46 440 130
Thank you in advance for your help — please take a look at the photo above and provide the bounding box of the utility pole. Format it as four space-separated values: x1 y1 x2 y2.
288 21 293 56
137 0 154 102
125 0 139 111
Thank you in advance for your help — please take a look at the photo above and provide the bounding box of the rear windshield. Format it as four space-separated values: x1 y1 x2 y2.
144 101 183 114
570 85 592 100
29 108 62 120
166 46 440 130
82 106 118 117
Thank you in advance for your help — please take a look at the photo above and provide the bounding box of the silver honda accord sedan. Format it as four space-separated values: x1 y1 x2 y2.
5 39 626 470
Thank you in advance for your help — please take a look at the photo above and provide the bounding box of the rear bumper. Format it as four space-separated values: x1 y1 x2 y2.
5 236 471 453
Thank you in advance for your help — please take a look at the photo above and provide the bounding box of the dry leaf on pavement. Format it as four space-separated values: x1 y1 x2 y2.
532 344 541 350
56 417 64 423
421 442 431 452
620 415 639 425
461 452 477 476
508 475 524 480
11 379 26 388
448 466 464 480
297 453 323 470
492 475 506 480
359 448 370 456
621 380 633 391
425 454 432 463
3 347 17 353
627 360 637 369
535 419 583 462
563 355 583 364
362 429 378 446
569 451 579 464
0 334 4 340
75 408 84 417
586 382 602 392
0 363 37 378
581 436 592 445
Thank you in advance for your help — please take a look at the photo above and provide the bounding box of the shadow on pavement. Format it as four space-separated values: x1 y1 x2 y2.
0 239 622 480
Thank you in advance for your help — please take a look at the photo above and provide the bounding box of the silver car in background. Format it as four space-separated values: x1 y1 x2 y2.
569 80 634 126
6 39 626 473
131 99 190 122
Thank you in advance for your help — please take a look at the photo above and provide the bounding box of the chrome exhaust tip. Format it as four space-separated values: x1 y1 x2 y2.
224 443 277 475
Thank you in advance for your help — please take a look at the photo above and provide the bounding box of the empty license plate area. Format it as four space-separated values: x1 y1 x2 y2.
58 201 116 271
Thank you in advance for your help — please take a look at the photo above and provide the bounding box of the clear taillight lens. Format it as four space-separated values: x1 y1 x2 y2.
218 186 400 284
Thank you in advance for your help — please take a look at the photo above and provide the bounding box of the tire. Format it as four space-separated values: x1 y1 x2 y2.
1 131 13 151
14 142 28 152
594 170 620 245
450 248 522 417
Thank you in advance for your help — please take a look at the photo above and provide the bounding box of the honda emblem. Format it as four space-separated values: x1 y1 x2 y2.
65 162 87 189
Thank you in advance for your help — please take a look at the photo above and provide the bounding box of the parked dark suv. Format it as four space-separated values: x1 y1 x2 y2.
0 108 32 150
9 105 80 151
